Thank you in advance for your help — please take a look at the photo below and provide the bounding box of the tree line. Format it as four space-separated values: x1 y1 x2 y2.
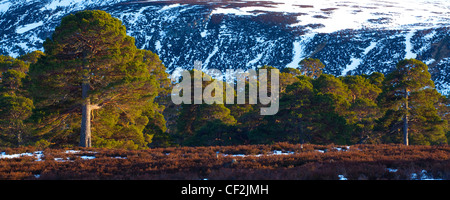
0 10 448 149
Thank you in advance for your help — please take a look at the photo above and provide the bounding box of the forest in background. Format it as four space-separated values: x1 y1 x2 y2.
0 10 449 149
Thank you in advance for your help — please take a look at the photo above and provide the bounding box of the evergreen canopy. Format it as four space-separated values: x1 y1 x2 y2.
29 10 169 149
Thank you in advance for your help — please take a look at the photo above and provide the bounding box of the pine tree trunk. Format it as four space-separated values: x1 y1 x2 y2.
403 89 409 146
80 97 91 147
12 121 23 147
298 119 305 145
17 131 22 147
80 61 91 147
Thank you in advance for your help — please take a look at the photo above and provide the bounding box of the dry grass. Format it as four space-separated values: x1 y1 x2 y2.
0 143 449 180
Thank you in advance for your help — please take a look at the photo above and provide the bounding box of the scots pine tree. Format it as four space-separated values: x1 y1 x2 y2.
311 74 353 144
298 58 325 79
378 59 447 145
253 76 314 144
0 55 34 146
29 10 168 148
174 70 236 144
341 74 383 144
18 51 45 64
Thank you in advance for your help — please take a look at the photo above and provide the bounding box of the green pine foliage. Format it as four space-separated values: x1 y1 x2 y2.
377 59 447 145
0 55 35 147
298 58 325 79
27 10 169 149
174 69 237 145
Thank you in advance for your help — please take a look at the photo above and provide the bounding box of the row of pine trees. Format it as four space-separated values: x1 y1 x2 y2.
0 10 448 149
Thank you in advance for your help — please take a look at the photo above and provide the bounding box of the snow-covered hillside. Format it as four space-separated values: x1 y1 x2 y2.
208 0 450 32
0 0 449 94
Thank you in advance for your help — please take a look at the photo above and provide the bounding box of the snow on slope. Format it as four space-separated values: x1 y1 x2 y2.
342 41 378 75
0 0 11 13
286 33 316 69
404 30 418 59
1 0 449 94
4 0 450 35
205 0 450 33
39 0 128 10
16 21 44 34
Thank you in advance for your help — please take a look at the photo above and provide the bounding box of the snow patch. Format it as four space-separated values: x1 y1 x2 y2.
220 150 295 157
341 41 377 76
286 33 316 69
158 3 181 13
0 151 43 161
342 57 362 76
65 150 81 154
364 41 378 55
246 52 264 68
42 0 80 10
424 30 437 40
404 30 417 59
410 170 442 180
210 0 450 33
0 150 131 163
211 7 256 16
54 157 69 162
80 155 96 160
334 146 350 152
0 1 11 13
386 168 398 173
129 6 151 25
203 46 219 69
338 175 348 180
16 21 44 34
200 29 208 38
155 40 162 53
424 58 436 65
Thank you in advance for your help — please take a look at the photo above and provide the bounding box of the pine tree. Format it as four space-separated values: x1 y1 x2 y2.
254 76 314 144
311 74 353 144
29 10 168 148
254 74 353 145
298 58 325 79
174 70 236 144
279 67 301 93
378 59 447 145
341 74 383 144
313 74 352 116
439 96 450 143
0 94 34 146
0 55 34 146
18 51 45 64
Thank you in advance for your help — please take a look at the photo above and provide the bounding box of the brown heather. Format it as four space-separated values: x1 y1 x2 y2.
0 143 449 180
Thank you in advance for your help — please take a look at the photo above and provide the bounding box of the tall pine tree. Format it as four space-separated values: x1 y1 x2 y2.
0 55 34 146
29 10 168 148
378 59 447 145
174 70 236 144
